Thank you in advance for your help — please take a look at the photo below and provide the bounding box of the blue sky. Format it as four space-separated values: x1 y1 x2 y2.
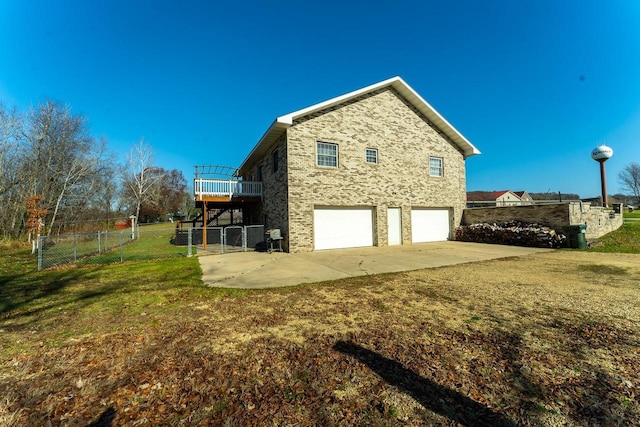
1 0 639 197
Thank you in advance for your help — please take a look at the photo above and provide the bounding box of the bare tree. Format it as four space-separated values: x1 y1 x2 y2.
89 139 121 229
136 168 188 223
0 104 25 238
49 137 116 234
0 104 21 195
0 100 124 239
124 139 166 223
160 169 188 215
20 100 107 235
618 162 640 204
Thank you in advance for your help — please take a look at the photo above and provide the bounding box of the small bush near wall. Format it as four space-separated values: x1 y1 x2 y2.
455 221 566 248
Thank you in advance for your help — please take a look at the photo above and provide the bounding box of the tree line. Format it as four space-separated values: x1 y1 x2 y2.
0 100 192 240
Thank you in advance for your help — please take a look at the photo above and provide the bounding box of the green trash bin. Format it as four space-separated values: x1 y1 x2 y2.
576 224 587 249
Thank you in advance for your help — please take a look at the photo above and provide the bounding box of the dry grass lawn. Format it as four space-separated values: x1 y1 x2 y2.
1 250 639 426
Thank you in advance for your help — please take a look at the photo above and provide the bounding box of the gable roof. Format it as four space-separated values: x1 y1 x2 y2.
238 76 481 176
467 190 516 201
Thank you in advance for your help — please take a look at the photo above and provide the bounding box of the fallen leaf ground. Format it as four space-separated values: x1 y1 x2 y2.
1 249 639 426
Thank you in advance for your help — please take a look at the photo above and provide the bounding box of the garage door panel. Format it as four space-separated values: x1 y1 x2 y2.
314 208 374 250
411 209 450 243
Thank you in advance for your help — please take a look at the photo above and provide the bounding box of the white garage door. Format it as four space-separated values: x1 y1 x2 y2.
411 208 450 243
314 207 374 250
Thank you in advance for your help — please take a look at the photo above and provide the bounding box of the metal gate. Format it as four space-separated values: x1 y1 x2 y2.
187 227 224 254
245 225 266 251
224 226 244 252
184 225 265 255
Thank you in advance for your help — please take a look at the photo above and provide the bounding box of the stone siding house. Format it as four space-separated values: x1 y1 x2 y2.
232 77 480 252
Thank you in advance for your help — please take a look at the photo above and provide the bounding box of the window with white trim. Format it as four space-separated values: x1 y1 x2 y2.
429 156 443 177
365 148 378 164
317 142 338 167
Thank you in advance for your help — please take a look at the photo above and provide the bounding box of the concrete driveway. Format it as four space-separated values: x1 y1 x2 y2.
198 241 552 289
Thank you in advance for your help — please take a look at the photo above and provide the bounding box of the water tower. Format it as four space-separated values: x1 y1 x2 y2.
591 145 613 207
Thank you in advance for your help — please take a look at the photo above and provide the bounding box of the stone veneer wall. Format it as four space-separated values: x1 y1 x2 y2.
462 202 623 240
285 87 467 252
568 202 623 239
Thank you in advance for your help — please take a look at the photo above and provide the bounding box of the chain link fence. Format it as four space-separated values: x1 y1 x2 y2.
38 224 269 270
37 225 187 270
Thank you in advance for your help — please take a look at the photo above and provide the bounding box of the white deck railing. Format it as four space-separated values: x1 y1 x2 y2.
194 179 262 199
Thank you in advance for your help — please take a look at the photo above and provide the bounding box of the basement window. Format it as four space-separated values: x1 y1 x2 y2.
317 142 338 167
429 156 443 177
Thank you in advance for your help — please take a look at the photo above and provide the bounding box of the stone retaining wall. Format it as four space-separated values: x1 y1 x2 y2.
462 202 623 240
569 202 624 239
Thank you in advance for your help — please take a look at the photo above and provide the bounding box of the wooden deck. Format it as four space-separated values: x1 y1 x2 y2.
194 179 262 202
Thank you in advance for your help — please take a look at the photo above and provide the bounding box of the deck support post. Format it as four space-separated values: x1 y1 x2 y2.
203 201 207 250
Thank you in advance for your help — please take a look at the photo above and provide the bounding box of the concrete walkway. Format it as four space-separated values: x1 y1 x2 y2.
198 241 552 289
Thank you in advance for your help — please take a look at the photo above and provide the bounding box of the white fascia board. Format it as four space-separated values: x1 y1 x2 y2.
238 119 290 175
239 78 405 175
277 76 401 124
239 76 480 175
391 77 481 157
279 76 480 157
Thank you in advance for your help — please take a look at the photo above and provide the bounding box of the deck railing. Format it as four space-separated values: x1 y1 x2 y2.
194 179 262 199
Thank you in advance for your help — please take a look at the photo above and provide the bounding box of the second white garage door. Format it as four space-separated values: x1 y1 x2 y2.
313 207 374 250
411 208 450 243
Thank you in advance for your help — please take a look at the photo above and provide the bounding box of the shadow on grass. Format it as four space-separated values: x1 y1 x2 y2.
0 268 89 316
87 407 116 427
0 256 203 332
334 340 517 427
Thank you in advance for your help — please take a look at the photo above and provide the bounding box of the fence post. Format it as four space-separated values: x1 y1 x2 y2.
97 231 101 253
74 234 77 261
37 235 43 271
105 230 109 251
187 228 192 257
243 226 247 252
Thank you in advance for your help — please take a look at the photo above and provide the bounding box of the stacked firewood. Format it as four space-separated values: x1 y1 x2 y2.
455 221 566 248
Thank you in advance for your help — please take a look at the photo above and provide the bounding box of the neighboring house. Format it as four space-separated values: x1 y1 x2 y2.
513 191 534 205
467 190 524 207
195 77 481 252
